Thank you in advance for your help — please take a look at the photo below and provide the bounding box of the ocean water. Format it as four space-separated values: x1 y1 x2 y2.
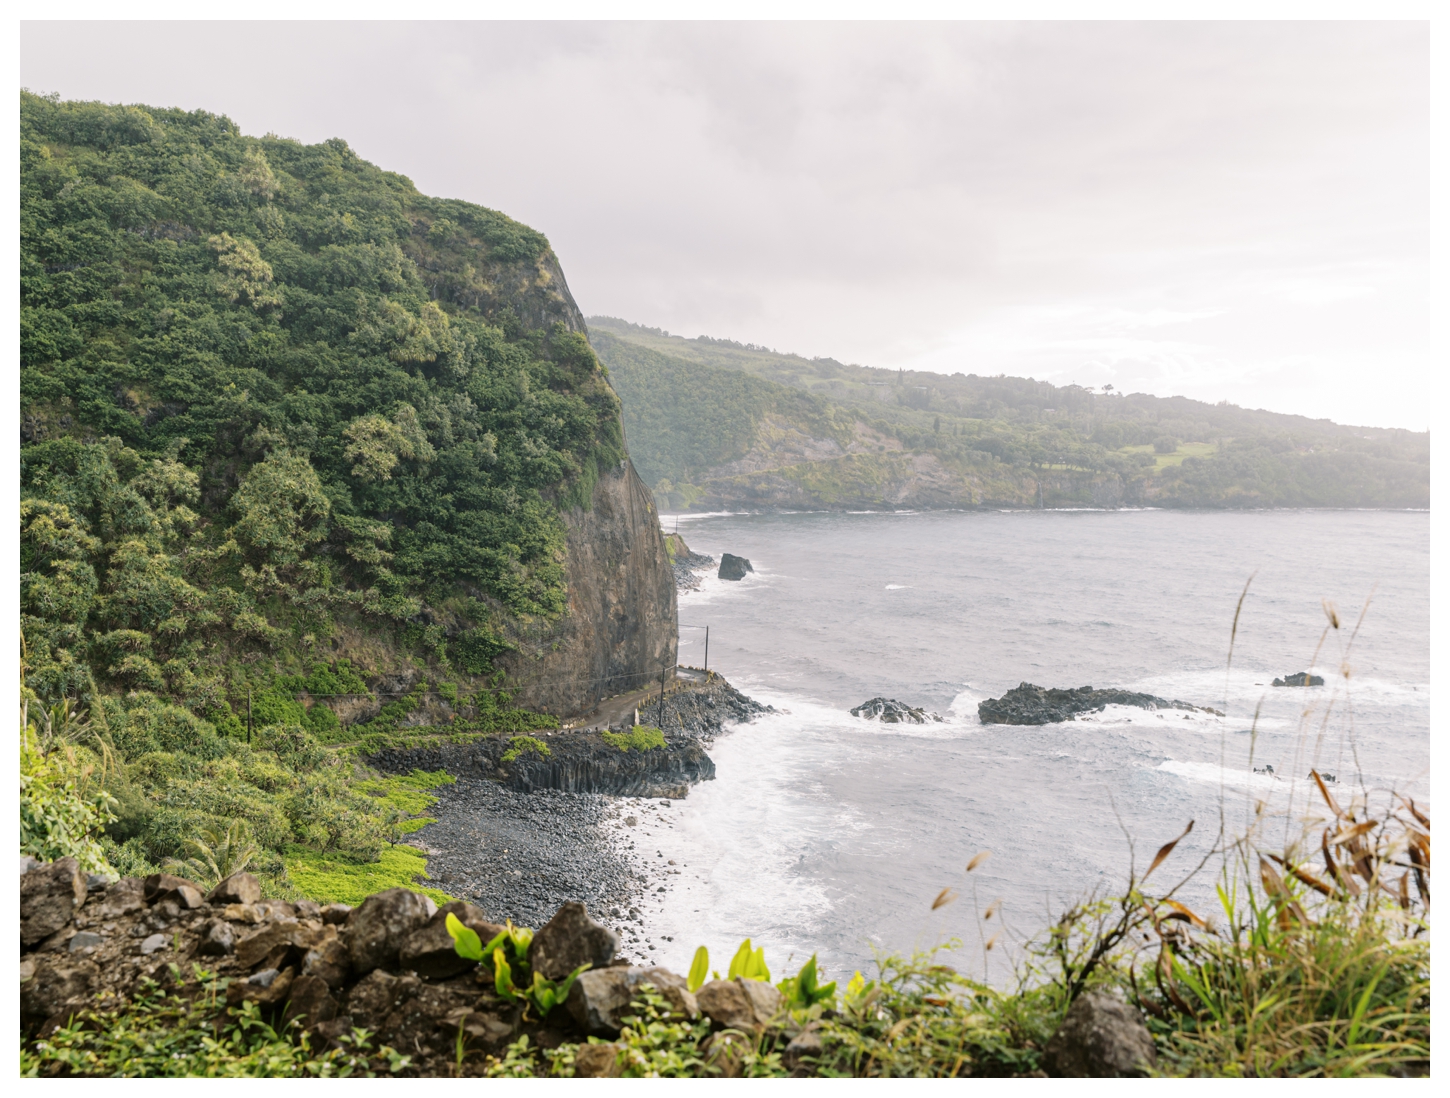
627 508 1430 987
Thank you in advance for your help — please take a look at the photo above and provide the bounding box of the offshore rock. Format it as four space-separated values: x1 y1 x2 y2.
851 697 943 724
718 553 754 581
1044 990 1157 1077
979 683 1221 725
1273 671 1325 687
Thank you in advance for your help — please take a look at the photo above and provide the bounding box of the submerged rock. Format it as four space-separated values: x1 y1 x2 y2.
850 697 943 724
718 553 754 581
979 683 1221 725
1272 671 1325 687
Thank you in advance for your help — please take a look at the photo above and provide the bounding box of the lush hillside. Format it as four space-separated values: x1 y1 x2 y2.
591 316 1429 511
18 92 641 886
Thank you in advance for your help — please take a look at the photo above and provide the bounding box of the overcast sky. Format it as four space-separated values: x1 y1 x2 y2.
21 21 1430 430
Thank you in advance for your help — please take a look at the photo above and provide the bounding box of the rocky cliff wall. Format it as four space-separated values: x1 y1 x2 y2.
496 458 677 717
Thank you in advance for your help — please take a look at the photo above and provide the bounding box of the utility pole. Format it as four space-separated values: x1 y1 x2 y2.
246 687 253 746
704 626 709 675
657 669 666 726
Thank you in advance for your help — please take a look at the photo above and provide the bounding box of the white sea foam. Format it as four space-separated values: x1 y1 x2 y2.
885 584 910 590
1156 758 1290 794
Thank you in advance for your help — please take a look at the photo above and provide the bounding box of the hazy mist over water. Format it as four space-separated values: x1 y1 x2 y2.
629 509 1429 985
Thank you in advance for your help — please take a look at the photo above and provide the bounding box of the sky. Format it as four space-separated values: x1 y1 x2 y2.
19 21 1432 430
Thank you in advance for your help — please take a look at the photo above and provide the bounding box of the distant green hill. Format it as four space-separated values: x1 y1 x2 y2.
590 316 1429 511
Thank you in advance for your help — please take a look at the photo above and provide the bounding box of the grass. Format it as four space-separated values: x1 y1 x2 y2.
601 725 666 752
355 768 455 816
1120 441 1219 469
282 843 454 907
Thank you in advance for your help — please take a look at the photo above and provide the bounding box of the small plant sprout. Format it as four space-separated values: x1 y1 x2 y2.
727 939 771 982
687 946 710 992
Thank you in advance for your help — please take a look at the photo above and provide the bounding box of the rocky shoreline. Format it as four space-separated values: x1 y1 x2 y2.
367 675 771 964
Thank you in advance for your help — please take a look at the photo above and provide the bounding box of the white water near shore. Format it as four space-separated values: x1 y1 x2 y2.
632 509 1429 986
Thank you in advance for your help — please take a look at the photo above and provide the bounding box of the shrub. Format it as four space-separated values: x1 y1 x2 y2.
501 735 551 763
601 725 665 753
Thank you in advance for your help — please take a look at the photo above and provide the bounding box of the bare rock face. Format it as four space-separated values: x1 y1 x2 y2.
696 977 783 1031
399 901 504 980
21 858 88 948
207 872 262 906
346 888 437 975
566 965 698 1036
498 461 678 716
1044 991 1157 1077
529 901 618 981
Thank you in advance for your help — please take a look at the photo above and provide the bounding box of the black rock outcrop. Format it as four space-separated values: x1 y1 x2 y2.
718 554 754 581
850 697 943 724
1272 672 1325 687
978 683 1221 725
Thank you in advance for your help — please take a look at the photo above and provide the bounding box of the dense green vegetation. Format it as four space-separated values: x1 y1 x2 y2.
18 91 602 893
592 316 1429 509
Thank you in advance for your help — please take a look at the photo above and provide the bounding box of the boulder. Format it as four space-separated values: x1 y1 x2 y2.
399 901 504 980
784 1023 823 1074
207 871 262 906
850 697 943 724
20 959 97 1028
67 931 103 953
198 919 236 957
95 877 146 919
21 857 88 948
574 1042 623 1078
140 933 169 955
529 901 619 981
221 903 263 925
283 974 338 1029
1272 672 1325 687
342 968 409 1032
303 937 353 990
566 965 699 1036
347 888 437 975
695 977 783 1030
718 553 754 581
21 854 40 876
1044 990 1157 1077
320 903 352 925
143 873 203 904
227 966 295 1008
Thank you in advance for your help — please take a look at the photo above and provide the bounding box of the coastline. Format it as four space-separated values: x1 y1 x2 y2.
374 675 771 964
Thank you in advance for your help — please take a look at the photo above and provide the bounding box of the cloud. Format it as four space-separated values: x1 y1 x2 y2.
19 20 1430 428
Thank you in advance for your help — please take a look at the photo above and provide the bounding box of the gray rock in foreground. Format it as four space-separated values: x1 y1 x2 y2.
1044 990 1157 1077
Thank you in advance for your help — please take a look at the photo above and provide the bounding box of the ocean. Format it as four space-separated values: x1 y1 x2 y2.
627 508 1430 987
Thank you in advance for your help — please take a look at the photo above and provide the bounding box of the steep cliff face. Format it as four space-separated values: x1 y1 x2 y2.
498 459 677 715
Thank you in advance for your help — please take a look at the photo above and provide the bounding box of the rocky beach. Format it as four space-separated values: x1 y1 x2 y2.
368 675 772 966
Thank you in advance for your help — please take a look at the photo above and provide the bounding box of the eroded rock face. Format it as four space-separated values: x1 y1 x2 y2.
21 857 88 947
850 697 942 724
528 901 618 981
696 977 783 1030
1044 991 1157 1078
346 888 437 975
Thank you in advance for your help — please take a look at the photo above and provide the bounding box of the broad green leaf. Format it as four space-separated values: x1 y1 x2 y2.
687 946 710 993
727 940 754 979
494 948 519 1001
445 912 483 962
